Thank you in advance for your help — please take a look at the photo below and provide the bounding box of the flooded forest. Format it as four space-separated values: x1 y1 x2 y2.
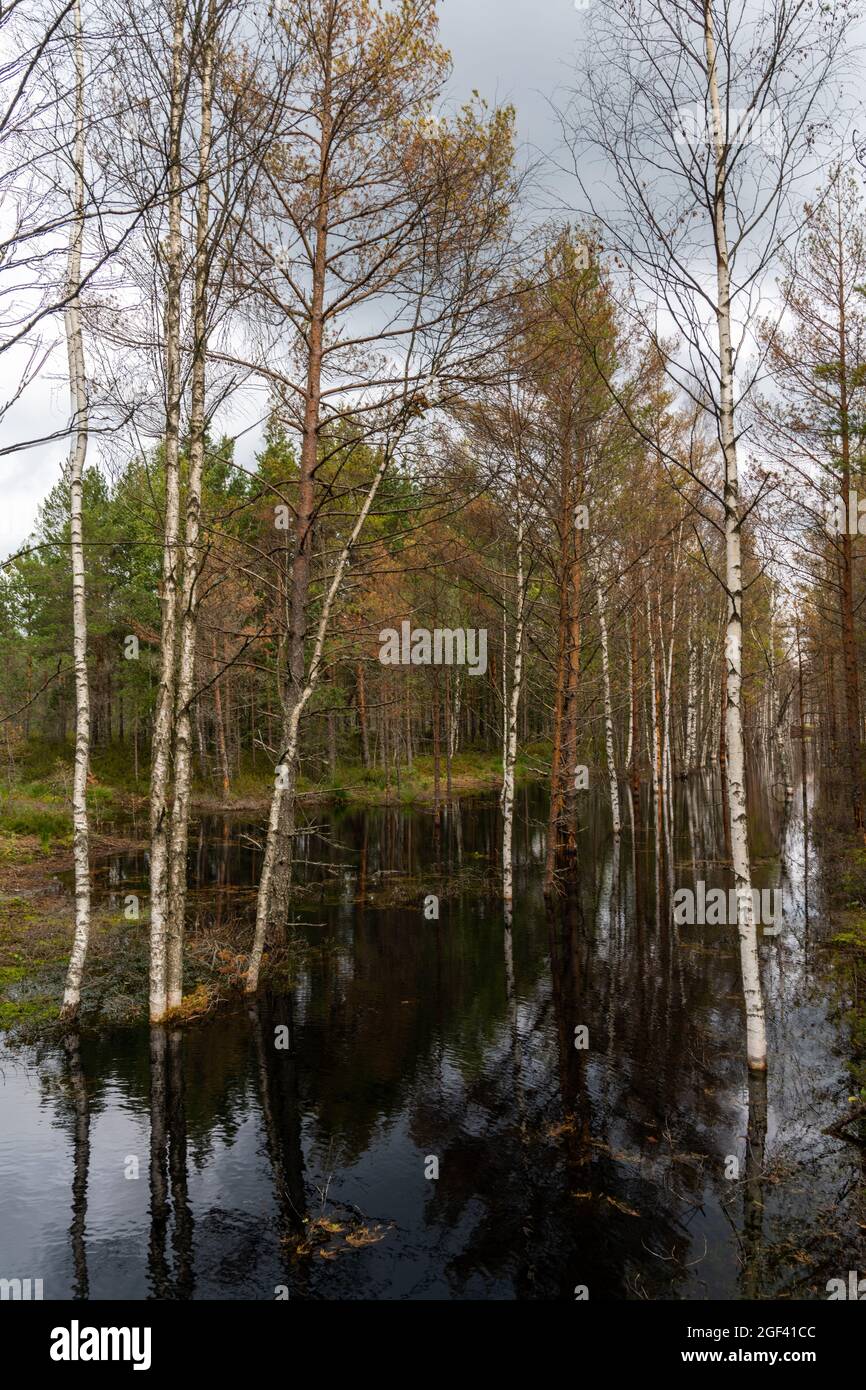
2 0 866 1309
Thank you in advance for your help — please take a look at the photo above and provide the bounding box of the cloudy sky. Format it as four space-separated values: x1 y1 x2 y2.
440 0 585 151
2 0 856 560
0 0 589 562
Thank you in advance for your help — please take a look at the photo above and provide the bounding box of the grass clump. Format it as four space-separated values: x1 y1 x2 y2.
0 801 71 848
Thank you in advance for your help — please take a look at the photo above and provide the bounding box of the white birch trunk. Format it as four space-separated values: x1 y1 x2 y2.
625 635 634 770
685 605 697 772
450 672 461 758
705 0 767 1070
501 562 508 774
661 532 680 797
646 584 660 828
659 584 675 812
697 639 707 766
657 587 674 853
246 447 392 991
166 0 216 1010
769 583 793 801
502 511 526 902
767 588 776 744
596 582 621 836
149 0 186 1023
61 0 91 1021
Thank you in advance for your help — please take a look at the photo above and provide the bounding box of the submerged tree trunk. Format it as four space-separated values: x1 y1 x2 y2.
502 510 525 902
596 582 621 836
149 0 186 1023
432 667 442 825
166 0 216 1010
646 584 662 845
563 481 583 855
257 46 333 939
684 604 697 773
247 447 391 991
61 0 91 1021
769 583 793 803
705 0 767 1070
629 605 641 802
659 580 675 823
544 544 570 895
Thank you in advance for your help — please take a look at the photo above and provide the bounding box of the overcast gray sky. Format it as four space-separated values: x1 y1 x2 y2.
3 0 857 559
0 0 588 562
439 0 585 152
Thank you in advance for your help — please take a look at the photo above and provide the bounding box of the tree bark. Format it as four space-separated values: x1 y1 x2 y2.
705 0 767 1070
502 509 525 902
356 662 370 768
61 0 92 1021
684 604 697 772
263 35 333 932
596 582 621 836
544 535 570 895
836 267 864 830
149 0 186 1023
247 446 391 990
166 0 216 1010
629 605 641 801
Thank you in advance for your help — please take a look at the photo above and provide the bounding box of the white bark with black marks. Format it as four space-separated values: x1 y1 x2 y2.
61 0 91 1021
502 509 526 902
704 0 767 1070
149 0 186 1023
596 581 621 837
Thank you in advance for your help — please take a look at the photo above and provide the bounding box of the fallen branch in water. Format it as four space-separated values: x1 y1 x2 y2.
822 1102 866 1144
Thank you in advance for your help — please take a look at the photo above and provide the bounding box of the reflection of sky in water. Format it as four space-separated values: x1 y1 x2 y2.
2 767 865 1300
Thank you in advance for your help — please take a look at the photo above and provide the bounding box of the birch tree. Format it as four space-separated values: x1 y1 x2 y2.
501 504 526 903
595 580 621 836
564 0 856 1070
235 0 517 972
246 436 392 989
60 0 91 1020
84 0 289 1016
164 0 217 1010
490 388 538 904
148 0 187 1022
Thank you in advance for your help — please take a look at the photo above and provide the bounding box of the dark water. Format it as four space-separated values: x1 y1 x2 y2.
2 770 865 1300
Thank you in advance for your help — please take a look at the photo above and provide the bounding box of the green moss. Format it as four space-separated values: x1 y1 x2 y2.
0 964 28 989
0 994 56 1029
0 961 58 1031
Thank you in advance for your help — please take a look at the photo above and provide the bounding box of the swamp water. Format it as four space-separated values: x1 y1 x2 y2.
1 769 865 1300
